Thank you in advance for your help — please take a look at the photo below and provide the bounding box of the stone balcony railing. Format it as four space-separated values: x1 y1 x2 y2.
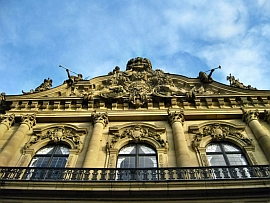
0 165 269 181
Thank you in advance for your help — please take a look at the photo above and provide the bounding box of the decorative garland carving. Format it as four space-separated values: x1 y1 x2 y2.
192 123 254 149
24 126 83 151
0 113 15 129
108 124 167 149
167 109 185 125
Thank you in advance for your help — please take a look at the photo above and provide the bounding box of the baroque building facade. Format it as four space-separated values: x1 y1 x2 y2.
0 57 269 202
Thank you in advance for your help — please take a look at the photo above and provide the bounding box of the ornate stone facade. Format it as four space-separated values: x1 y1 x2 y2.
0 57 269 202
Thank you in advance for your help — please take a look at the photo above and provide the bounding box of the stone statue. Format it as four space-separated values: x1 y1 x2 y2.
226 74 257 90
65 69 83 86
35 78 52 92
22 78 53 94
198 66 221 83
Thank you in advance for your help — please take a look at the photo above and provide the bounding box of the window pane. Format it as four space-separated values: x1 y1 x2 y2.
29 157 50 167
36 146 54 155
117 157 136 168
139 156 157 168
119 145 136 154
206 143 221 152
223 143 241 152
55 145 70 155
207 155 226 166
138 145 155 154
227 154 248 165
50 157 68 168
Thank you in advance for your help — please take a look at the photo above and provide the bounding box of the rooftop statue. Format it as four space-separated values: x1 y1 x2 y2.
226 74 257 90
22 78 53 94
198 66 221 83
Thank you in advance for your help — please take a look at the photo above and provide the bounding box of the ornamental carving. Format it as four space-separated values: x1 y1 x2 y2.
242 109 259 124
22 78 52 94
0 113 15 129
226 74 257 90
108 124 167 149
21 114 36 129
24 126 83 151
70 57 215 107
167 109 185 125
192 123 254 149
91 111 109 127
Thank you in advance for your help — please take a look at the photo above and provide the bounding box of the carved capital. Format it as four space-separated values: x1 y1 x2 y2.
167 109 184 125
264 110 270 124
0 113 15 129
21 114 36 129
91 111 109 127
242 109 259 124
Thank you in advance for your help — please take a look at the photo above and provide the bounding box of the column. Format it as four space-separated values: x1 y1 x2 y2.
0 114 36 166
0 113 15 140
83 112 108 168
167 109 190 167
243 109 270 161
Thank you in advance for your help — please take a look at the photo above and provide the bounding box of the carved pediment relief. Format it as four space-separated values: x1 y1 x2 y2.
189 123 254 150
6 58 268 104
108 124 167 149
24 125 87 153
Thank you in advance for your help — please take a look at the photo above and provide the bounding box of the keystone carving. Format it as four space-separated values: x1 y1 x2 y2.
192 123 253 149
24 126 82 150
91 111 109 127
242 109 259 124
0 113 15 129
108 124 167 149
21 114 36 129
167 109 185 125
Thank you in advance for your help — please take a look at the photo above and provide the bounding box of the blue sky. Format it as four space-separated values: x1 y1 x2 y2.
1 0 270 95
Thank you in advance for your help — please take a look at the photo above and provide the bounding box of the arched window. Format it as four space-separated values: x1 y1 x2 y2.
29 144 70 168
206 142 248 166
117 143 157 168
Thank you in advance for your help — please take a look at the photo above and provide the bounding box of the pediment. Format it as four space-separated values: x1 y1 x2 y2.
3 57 270 111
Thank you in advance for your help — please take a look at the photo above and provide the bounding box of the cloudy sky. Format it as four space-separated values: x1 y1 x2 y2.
1 0 270 95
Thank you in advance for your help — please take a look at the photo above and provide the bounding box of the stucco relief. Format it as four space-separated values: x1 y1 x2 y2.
191 123 254 150
24 126 87 153
65 57 216 108
108 124 167 150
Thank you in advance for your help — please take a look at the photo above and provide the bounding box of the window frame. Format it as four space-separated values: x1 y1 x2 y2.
206 142 249 166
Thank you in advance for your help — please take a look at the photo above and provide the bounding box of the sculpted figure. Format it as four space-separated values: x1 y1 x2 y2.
198 66 221 83
65 69 83 86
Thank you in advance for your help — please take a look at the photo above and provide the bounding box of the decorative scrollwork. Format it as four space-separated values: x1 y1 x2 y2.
192 123 254 149
24 126 83 151
109 124 167 149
